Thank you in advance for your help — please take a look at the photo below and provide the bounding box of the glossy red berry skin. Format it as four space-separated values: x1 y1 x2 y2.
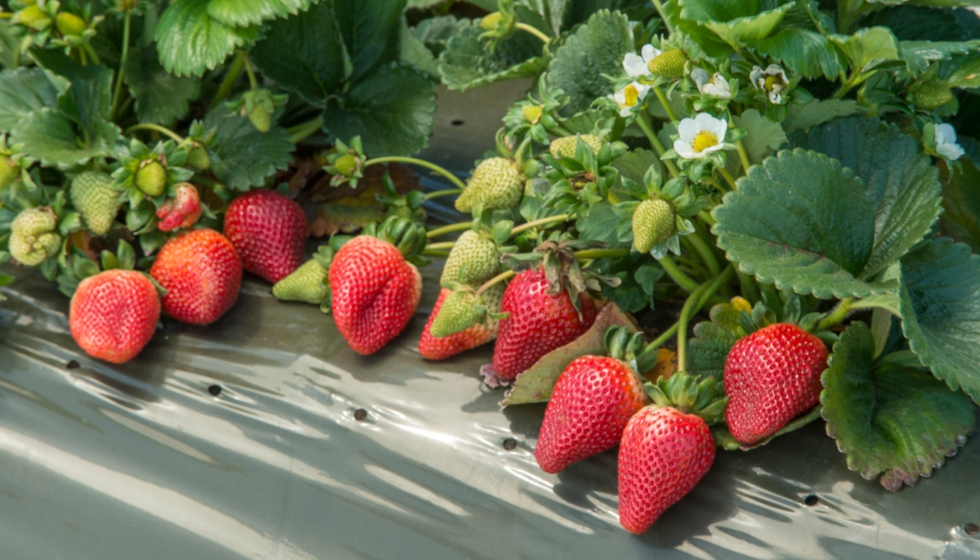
535 356 647 473
618 406 715 534
724 323 829 446
150 229 242 326
484 269 597 384
223 189 307 283
329 236 422 356
69 270 161 364
418 288 496 361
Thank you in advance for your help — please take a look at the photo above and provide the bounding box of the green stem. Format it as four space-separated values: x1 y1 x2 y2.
698 210 716 226
652 85 678 123
426 221 472 239
677 265 735 372
125 123 185 143
510 214 569 236
363 156 467 191
737 271 760 303
287 116 324 144
686 231 721 278
817 297 854 331
424 241 456 251
704 176 728 194
211 52 246 108
574 248 630 260
82 42 100 66
729 114 752 173
109 10 132 122
650 0 674 36
422 249 451 258
424 188 462 201
476 269 517 296
243 52 259 90
660 254 700 293
718 167 738 190
515 22 550 44
636 115 680 178
546 123 575 137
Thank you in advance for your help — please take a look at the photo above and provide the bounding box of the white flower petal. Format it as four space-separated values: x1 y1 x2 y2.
936 123 958 143
677 118 698 141
691 68 710 88
938 143 965 160
641 44 661 63
769 91 782 104
619 107 634 117
701 143 725 155
693 112 718 130
623 53 648 77
750 66 764 89
674 139 696 159
633 83 651 99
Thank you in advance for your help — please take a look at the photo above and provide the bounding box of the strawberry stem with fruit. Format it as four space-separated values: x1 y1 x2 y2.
659 255 700 293
515 23 551 44
125 123 185 144
476 269 517 296
816 297 854 331
510 214 569 235
636 115 680 179
362 156 467 191
287 116 325 144
652 85 678 123
424 188 462 201
212 52 247 108
426 221 472 239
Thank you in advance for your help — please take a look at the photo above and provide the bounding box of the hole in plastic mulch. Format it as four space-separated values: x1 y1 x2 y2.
354 408 368 421
804 495 819 506
207 385 222 396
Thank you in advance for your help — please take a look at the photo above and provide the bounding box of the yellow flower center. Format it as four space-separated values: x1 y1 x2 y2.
624 84 639 108
692 131 719 153
764 75 782 92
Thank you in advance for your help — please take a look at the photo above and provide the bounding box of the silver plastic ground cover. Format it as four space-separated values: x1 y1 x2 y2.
0 82 978 559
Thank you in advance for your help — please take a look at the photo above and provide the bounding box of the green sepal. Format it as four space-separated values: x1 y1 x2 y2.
602 325 646 369
644 371 727 426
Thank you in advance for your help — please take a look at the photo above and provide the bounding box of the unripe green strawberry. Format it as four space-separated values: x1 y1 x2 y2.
0 157 19 190
440 230 500 286
16 5 52 30
9 207 61 266
333 153 359 177
455 157 524 213
70 171 119 236
135 160 167 197
522 104 543 124
430 290 483 338
55 11 86 36
633 198 674 253
249 105 272 133
418 284 504 360
186 146 210 172
549 135 602 159
913 81 954 111
648 49 686 79
480 12 502 31
272 259 330 305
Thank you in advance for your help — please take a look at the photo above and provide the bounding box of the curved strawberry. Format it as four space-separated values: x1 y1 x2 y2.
481 268 597 386
223 189 307 283
724 323 828 446
329 219 426 355
419 284 504 361
150 228 242 325
70 270 161 364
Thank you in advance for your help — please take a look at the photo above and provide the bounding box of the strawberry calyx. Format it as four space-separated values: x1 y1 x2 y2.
646 372 727 427
603 325 650 371
363 216 428 266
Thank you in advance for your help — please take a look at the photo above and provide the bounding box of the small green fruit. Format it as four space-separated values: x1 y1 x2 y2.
248 105 272 133
440 230 500 286
913 81 954 111
16 5 52 30
9 207 61 266
522 105 543 124
55 12 86 37
549 135 603 159
0 157 19 190
186 147 210 172
455 157 524 214
633 198 675 254
71 172 120 236
430 290 484 338
648 49 686 79
135 160 167 197
480 12 503 31
272 259 331 305
333 153 359 177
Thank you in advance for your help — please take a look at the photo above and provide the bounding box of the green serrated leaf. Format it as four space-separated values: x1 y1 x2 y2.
689 297 750 379
781 99 864 134
334 0 406 83
547 10 633 116
205 105 294 190
791 117 942 279
733 108 787 165
502 302 639 405
250 2 348 105
753 27 845 81
437 19 546 91
31 49 112 137
947 52 980 89
940 156 980 250
206 0 318 28
831 26 900 75
899 237 980 404
698 3 794 49
576 200 629 247
862 5 973 42
901 40 977 76
11 109 120 169
323 62 436 158
125 45 201 127
155 0 261 77
0 67 67 131
611 148 662 190
821 321 976 491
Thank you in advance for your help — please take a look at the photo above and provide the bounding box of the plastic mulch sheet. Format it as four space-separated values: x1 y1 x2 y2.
1 82 979 559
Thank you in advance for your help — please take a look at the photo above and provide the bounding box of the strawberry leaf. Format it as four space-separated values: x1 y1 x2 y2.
204 106 293 191
31 49 112 139
501 302 638 406
940 156 980 252
250 2 348 105
732 108 787 165
821 321 976 491
547 10 633 116
899 237 980 405
791 117 943 278
333 0 406 83
322 62 436 158
682 1 793 50
206 0 318 28
11 109 120 169
437 19 546 91
781 99 864 134
124 46 201 128
155 0 260 77
753 27 846 81
688 298 750 380
0 67 68 131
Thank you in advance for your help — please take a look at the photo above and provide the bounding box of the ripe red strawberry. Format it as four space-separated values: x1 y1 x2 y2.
69 270 160 364
724 323 829 446
618 405 715 534
481 269 597 386
223 189 307 283
329 235 422 355
149 228 242 325
418 285 503 360
156 182 202 232
535 354 647 473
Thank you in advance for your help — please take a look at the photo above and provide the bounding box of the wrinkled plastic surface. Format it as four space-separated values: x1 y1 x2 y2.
1 82 979 559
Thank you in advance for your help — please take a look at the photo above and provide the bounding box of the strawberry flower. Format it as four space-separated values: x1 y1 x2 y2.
934 123 965 160
691 68 732 99
750 64 789 105
623 45 661 78
674 113 727 159
608 82 651 117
